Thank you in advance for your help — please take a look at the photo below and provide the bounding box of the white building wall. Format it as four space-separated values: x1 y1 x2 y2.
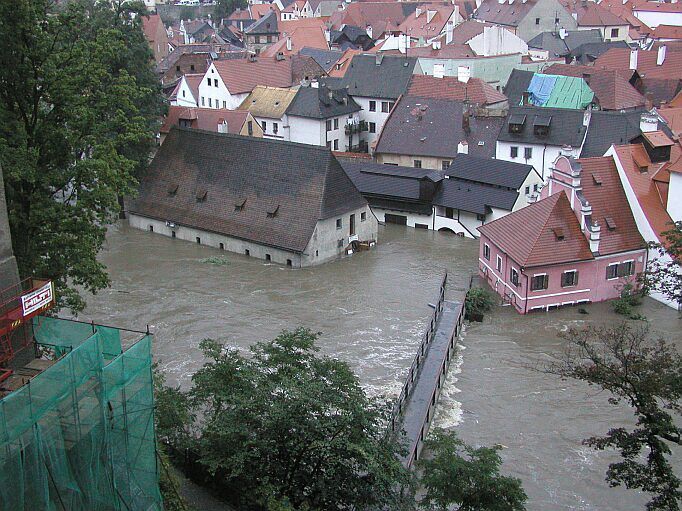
496 141 581 182
199 63 249 110
171 77 198 107
668 172 682 222
468 26 528 56
354 96 395 151
513 170 544 209
633 11 682 29
372 208 434 228
254 115 290 140
288 116 324 145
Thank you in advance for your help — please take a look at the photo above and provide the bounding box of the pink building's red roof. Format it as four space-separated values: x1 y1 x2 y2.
406 74 507 105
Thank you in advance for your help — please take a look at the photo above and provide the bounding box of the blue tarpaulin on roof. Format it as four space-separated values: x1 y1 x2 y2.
527 74 557 106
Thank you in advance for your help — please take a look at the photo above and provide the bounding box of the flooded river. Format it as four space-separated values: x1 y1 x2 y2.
81 222 680 511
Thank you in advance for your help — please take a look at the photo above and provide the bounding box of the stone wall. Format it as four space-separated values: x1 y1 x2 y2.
0 165 19 292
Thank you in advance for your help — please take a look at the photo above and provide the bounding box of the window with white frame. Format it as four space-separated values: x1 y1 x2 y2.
606 263 619 280
510 267 520 287
619 260 635 277
496 255 502 271
561 270 578 287
530 273 548 291
483 243 490 260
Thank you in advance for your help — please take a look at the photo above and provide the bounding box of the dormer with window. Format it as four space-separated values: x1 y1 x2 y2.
508 114 526 134
533 115 551 137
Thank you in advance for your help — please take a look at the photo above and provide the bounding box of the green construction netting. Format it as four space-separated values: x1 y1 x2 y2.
0 317 161 511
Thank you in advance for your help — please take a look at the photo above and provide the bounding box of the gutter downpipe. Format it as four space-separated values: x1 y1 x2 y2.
523 268 529 314
542 143 547 181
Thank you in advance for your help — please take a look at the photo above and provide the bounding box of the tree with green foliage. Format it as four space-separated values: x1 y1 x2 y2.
158 328 414 510
0 0 164 311
547 324 682 510
644 221 682 310
214 0 247 21
418 429 527 511
465 287 496 321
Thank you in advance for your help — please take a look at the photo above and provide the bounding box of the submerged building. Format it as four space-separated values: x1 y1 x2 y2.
129 127 378 267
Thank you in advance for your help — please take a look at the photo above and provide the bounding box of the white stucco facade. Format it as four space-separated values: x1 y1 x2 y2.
668 172 682 222
171 76 199 107
288 114 356 148
496 141 582 182
633 9 682 29
354 96 396 151
468 26 529 57
253 114 290 140
198 63 250 111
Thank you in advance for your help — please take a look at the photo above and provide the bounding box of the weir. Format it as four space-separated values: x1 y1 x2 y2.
390 272 467 469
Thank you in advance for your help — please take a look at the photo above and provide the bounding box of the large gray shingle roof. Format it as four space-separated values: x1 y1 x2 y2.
130 128 367 253
497 106 588 147
286 86 361 119
331 54 417 100
446 153 535 189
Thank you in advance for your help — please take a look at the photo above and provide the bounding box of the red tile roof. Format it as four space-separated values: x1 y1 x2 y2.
478 192 594 267
576 2 627 26
594 47 682 80
613 144 674 243
642 130 674 147
652 24 682 40
161 106 252 134
407 74 507 105
250 3 278 18
397 4 456 38
633 1 682 13
659 106 682 135
448 19 492 44
212 56 296 94
329 2 410 36
578 156 645 255
405 43 475 58
261 27 328 57
142 14 163 43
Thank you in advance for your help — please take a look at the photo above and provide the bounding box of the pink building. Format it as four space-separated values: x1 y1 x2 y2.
477 155 648 313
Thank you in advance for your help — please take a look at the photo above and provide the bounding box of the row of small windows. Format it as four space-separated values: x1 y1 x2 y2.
201 97 227 109
368 100 394 113
510 146 533 160
336 212 366 229
326 139 340 150
152 226 294 266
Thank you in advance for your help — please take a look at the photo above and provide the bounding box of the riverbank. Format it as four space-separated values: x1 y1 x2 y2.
80 222 680 510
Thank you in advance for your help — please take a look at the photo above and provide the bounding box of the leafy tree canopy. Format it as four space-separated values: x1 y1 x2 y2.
157 328 414 510
418 429 527 511
547 324 682 510
0 0 164 311
214 0 247 22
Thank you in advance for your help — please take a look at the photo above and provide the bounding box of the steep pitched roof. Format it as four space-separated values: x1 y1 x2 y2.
286 86 361 119
613 144 675 243
397 4 456 38
329 2 416 36
574 2 627 27
474 0 537 27
503 69 535 106
212 56 296 94
449 20 493 44
169 73 203 103
577 156 645 255
652 24 682 40
261 27 329 57
238 86 297 118
244 10 279 34
446 153 535 189
161 106 251 134
130 128 367 253
434 179 518 213
142 14 164 43
580 109 645 157
528 29 603 57
594 47 682 80
375 96 464 158
498 106 588 147
478 192 594 267
299 47 344 72
406 74 508 106
332 54 417 99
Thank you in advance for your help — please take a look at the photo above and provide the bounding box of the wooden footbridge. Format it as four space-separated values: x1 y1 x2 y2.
389 272 467 469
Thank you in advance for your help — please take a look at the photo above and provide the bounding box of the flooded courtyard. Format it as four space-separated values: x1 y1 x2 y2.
80 222 680 511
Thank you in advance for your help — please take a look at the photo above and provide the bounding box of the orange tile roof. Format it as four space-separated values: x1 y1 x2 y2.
594 47 682 80
642 130 674 147
407 74 507 105
212 56 295 94
634 1 682 13
449 20 492 44
169 73 203 103
397 4 456 38
652 24 682 40
478 192 594 267
327 48 362 77
578 156 645 255
250 4 278 19
405 43 476 58
329 2 410 36
161 106 251 134
261 27 328 57
142 14 163 43
613 144 674 243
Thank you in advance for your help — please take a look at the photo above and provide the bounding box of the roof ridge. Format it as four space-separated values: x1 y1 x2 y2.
523 192 572 265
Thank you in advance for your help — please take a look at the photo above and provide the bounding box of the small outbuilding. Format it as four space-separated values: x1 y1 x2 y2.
129 127 377 267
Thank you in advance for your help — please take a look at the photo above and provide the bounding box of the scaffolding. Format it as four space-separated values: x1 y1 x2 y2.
0 315 162 511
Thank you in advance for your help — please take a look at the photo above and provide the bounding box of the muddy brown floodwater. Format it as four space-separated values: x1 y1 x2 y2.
81 222 680 511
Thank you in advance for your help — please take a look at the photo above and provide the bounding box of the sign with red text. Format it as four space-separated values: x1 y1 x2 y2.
21 281 54 317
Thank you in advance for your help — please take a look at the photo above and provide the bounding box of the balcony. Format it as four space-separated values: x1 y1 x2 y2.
345 120 368 134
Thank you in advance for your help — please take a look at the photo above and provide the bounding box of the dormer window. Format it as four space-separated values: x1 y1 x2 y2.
592 174 602 185
167 183 179 196
605 217 617 231
196 189 207 202
267 205 280 218
234 198 247 212
552 227 565 241
533 115 551 137
508 114 526 134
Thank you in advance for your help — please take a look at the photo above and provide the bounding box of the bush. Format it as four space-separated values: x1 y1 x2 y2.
465 287 495 321
612 281 644 319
